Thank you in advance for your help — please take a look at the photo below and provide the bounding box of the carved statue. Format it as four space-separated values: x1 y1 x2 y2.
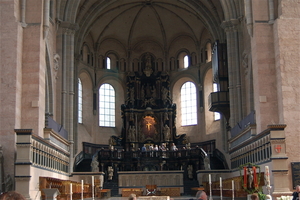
129 87 135 104
91 155 99 172
187 165 193 179
129 126 136 142
164 110 169 122
161 86 171 105
204 156 211 170
163 124 170 141
248 168 254 188
108 166 114 181
143 53 153 77
53 54 60 79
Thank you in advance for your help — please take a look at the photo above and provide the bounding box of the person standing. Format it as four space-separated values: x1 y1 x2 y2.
292 185 300 200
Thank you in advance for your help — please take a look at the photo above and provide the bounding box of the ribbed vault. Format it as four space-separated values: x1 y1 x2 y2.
57 0 235 57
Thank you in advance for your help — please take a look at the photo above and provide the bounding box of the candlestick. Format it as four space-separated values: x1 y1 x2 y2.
81 180 84 200
209 175 213 200
92 176 94 200
220 177 223 200
232 180 234 200
70 183 72 200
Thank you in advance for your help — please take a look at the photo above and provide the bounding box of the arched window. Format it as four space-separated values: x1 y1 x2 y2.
106 57 111 69
184 55 189 68
99 83 115 127
213 83 221 120
181 81 197 126
178 52 189 69
78 78 83 123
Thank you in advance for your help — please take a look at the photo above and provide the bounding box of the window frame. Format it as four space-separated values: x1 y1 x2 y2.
78 78 83 124
181 81 198 126
99 83 116 127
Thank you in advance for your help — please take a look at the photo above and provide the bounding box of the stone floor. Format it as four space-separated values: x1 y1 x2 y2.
100 196 246 200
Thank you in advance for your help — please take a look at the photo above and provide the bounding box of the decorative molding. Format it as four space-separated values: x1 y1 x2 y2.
267 124 287 130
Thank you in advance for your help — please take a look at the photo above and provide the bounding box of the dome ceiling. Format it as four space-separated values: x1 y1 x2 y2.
74 0 225 53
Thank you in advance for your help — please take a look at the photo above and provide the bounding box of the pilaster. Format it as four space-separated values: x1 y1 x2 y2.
15 129 33 200
60 22 79 173
221 19 243 128
268 124 290 197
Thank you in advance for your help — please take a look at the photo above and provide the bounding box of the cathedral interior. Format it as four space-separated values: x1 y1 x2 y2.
0 0 299 199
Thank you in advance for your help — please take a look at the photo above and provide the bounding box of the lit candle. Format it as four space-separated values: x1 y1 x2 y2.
209 174 211 184
220 177 222 187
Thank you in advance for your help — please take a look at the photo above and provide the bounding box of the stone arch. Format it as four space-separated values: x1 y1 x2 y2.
105 50 120 70
175 48 191 69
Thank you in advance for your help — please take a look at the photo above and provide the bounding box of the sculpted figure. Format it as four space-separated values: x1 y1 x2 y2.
108 166 114 181
91 155 99 172
163 124 170 141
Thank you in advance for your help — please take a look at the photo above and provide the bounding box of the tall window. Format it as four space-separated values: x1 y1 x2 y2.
181 81 197 126
213 83 221 120
99 83 115 127
78 78 83 123
184 55 189 68
106 57 111 69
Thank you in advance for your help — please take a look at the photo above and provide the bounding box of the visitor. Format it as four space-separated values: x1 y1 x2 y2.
0 191 26 200
141 145 147 152
196 190 207 200
292 185 300 200
128 193 136 200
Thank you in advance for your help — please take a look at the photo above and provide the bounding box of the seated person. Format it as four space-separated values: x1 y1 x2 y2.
196 190 207 200
128 193 136 200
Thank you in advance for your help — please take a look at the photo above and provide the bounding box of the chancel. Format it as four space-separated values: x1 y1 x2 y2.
0 0 299 200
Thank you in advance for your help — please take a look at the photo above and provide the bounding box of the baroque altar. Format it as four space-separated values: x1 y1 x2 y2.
117 53 187 151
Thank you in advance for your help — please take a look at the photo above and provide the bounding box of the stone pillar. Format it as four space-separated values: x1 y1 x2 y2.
61 22 78 173
250 0 278 133
43 188 60 200
221 19 243 127
15 129 33 199
272 0 300 193
19 0 47 144
268 125 290 197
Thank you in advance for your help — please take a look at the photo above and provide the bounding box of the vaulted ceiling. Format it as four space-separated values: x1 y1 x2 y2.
58 0 233 55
